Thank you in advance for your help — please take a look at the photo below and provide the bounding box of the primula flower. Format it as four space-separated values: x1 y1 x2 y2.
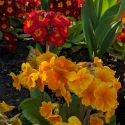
68 116 82 125
0 21 10 31
90 117 103 125
117 28 125 42
9 72 21 90
0 101 14 114
2 32 14 42
54 122 67 125
39 101 54 119
0 0 4 6
113 78 121 91
4 4 15 16
36 51 58 67
94 82 117 112
80 80 98 106
94 66 115 87
20 62 39 90
94 57 103 67
48 114 62 124
68 68 94 95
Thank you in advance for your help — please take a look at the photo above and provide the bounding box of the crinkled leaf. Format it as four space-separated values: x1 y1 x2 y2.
104 115 116 125
0 31 3 39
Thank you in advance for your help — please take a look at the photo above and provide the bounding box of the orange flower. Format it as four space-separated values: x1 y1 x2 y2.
55 56 76 71
94 67 115 87
94 83 117 112
20 62 39 90
9 72 21 90
80 80 98 106
68 68 94 95
54 122 67 125
36 51 57 66
113 78 121 91
94 57 103 67
48 114 62 124
90 117 103 125
68 116 82 125
39 101 54 119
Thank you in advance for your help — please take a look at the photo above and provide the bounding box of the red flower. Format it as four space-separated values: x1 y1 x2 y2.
0 21 10 31
117 28 125 42
4 4 15 16
3 32 14 42
31 27 46 42
60 26 69 37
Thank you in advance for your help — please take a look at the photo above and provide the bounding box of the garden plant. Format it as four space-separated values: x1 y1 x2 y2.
0 0 125 125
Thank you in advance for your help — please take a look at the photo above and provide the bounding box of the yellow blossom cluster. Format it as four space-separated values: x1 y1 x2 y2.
9 51 121 125
0 101 22 125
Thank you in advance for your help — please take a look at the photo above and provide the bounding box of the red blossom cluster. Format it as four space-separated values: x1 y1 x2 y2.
49 0 81 20
23 10 71 47
0 0 41 52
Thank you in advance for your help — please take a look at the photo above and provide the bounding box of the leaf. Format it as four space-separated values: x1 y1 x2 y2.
104 115 116 125
59 105 67 122
17 34 31 38
30 88 42 98
0 31 3 39
97 21 121 58
20 98 50 125
69 95 80 119
40 0 50 11
95 0 125 37
35 43 43 53
9 17 21 27
20 114 32 125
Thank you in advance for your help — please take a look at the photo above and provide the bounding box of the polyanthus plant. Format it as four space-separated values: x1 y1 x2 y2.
9 51 121 125
80 0 125 60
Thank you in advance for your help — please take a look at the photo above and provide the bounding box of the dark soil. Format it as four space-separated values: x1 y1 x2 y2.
0 39 125 125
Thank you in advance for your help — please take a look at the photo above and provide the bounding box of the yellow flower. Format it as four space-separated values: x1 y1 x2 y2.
90 117 104 125
80 80 98 106
94 83 117 112
48 114 62 124
9 113 22 125
36 51 57 66
55 56 76 71
94 57 103 67
68 68 94 95
39 101 54 119
94 67 115 87
47 66 68 90
0 101 14 114
67 116 82 125
20 62 39 90
9 72 21 90
112 78 121 91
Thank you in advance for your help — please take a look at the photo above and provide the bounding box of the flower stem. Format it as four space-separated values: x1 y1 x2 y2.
79 100 85 123
84 106 92 125
46 38 49 52
66 102 70 119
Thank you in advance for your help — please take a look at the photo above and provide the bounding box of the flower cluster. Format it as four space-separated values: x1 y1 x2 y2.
0 0 41 52
49 0 81 20
23 10 71 46
10 51 121 125
0 101 22 125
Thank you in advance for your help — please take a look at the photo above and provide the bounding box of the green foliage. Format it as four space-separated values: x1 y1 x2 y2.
0 31 3 40
20 98 50 125
108 41 125 60
40 0 50 11
81 0 125 60
104 115 116 125
20 114 32 125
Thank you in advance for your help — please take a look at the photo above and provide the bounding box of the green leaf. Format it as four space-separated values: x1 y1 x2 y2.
17 34 31 38
104 115 116 125
30 88 42 98
69 95 80 118
95 0 125 37
85 0 98 29
35 43 43 53
62 42 72 48
98 21 121 57
9 17 22 27
0 31 3 39
40 0 50 11
59 105 67 122
20 114 32 125
20 98 50 125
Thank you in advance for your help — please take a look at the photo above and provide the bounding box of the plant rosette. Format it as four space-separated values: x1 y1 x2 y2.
9 51 121 125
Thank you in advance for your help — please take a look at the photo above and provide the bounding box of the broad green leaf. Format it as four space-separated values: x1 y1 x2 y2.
20 114 32 125
104 115 116 125
59 105 67 122
71 34 84 45
62 42 72 48
9 18 21 27
20 98 50 125
69 95 80 118
17 34 31 38
30 88 42 98
97 21 121 57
